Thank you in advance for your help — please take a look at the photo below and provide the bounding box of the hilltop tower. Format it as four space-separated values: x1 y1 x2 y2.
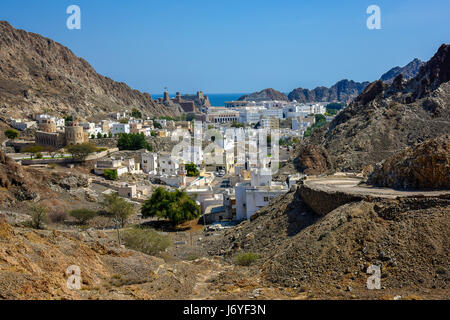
65 122 86 145
39 119 57 133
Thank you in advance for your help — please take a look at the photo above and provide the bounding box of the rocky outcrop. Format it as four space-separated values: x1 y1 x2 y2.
306 44 450 172
367 136 450 190
380 58 424 84
298 183 364 216
294 144 333 175
0 21 180 119
0 151 37 203
238 88 289 102
205 185 450 295
288 79 369 104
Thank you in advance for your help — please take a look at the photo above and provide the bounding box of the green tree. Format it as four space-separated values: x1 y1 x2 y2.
97 132 103 139
104 169 118 180
117 133 151 151
66 143 98 161
153 121 162 129
44 146 60 159
5 129 19 140
186 113 196 121
185 163 199 177
64 115 73 126
22 145 44 160
120 118 129 124
141 188 201 226
102 193 134 244
70 208 97 225
131 108 142 118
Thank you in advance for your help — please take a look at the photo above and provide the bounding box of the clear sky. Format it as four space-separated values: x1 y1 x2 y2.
0 0 449 94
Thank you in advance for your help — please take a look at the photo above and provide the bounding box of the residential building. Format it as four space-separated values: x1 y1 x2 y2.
112 123 130 135
235 168 288 220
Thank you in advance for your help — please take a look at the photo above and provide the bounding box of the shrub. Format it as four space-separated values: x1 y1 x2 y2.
235 252 259 266
69 209 97 224
28 204 48 229
131 108 142 119
48 211 67 223
104 169 118 181
5 129 19 140
185 163 199 177
122 227 171 255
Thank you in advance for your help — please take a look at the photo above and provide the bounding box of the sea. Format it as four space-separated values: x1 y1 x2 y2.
151 93 245 107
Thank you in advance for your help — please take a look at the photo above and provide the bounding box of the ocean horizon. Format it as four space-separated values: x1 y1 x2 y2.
152 93 246 107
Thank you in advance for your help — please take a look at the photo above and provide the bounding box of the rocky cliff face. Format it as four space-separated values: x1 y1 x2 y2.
305 44 450 172
293 144 333 175
0 21 181 120
238 88 289 102
366 135 450 190
380 58 424 84
288 79 370 104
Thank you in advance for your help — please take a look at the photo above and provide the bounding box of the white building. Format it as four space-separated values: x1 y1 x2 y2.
158 153 179 175
35 114 65 127
235 168 288 220
94 158 129 177
112 123 130 135
141 152 158 174
80 122 96 135
10 119 37 131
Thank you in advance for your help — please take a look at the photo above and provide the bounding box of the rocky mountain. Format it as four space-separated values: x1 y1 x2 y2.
238 88 289 102
366 135 450 190
380 58 424 84
303 44 450 172
0 21 181 120
206 184 449 298
288 79 370 104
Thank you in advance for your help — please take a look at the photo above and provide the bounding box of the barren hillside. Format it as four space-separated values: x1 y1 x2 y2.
0 21 181 120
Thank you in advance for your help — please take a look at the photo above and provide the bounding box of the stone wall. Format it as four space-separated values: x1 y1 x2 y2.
297 183 364 216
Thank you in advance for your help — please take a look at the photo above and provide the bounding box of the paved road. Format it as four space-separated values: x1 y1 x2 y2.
304 176 450 199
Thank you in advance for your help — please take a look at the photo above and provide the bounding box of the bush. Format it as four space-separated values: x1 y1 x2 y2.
131 108 142 119
69 209 97 224
122 227 171 255
48 211 67 223
28 204 48 229
185 163 199 177
5 129 19 140
104 169 118 181
235 252 259 266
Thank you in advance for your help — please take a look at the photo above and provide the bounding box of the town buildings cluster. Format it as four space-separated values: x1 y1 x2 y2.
5 93 335 224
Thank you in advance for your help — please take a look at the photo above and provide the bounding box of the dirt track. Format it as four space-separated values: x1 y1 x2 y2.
304 176 450 199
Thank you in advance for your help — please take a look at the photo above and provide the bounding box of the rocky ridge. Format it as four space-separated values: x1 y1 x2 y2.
0 21 180 120
302 44 450 172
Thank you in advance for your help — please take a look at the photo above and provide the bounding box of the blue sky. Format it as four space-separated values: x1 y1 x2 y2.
0 0 449 94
